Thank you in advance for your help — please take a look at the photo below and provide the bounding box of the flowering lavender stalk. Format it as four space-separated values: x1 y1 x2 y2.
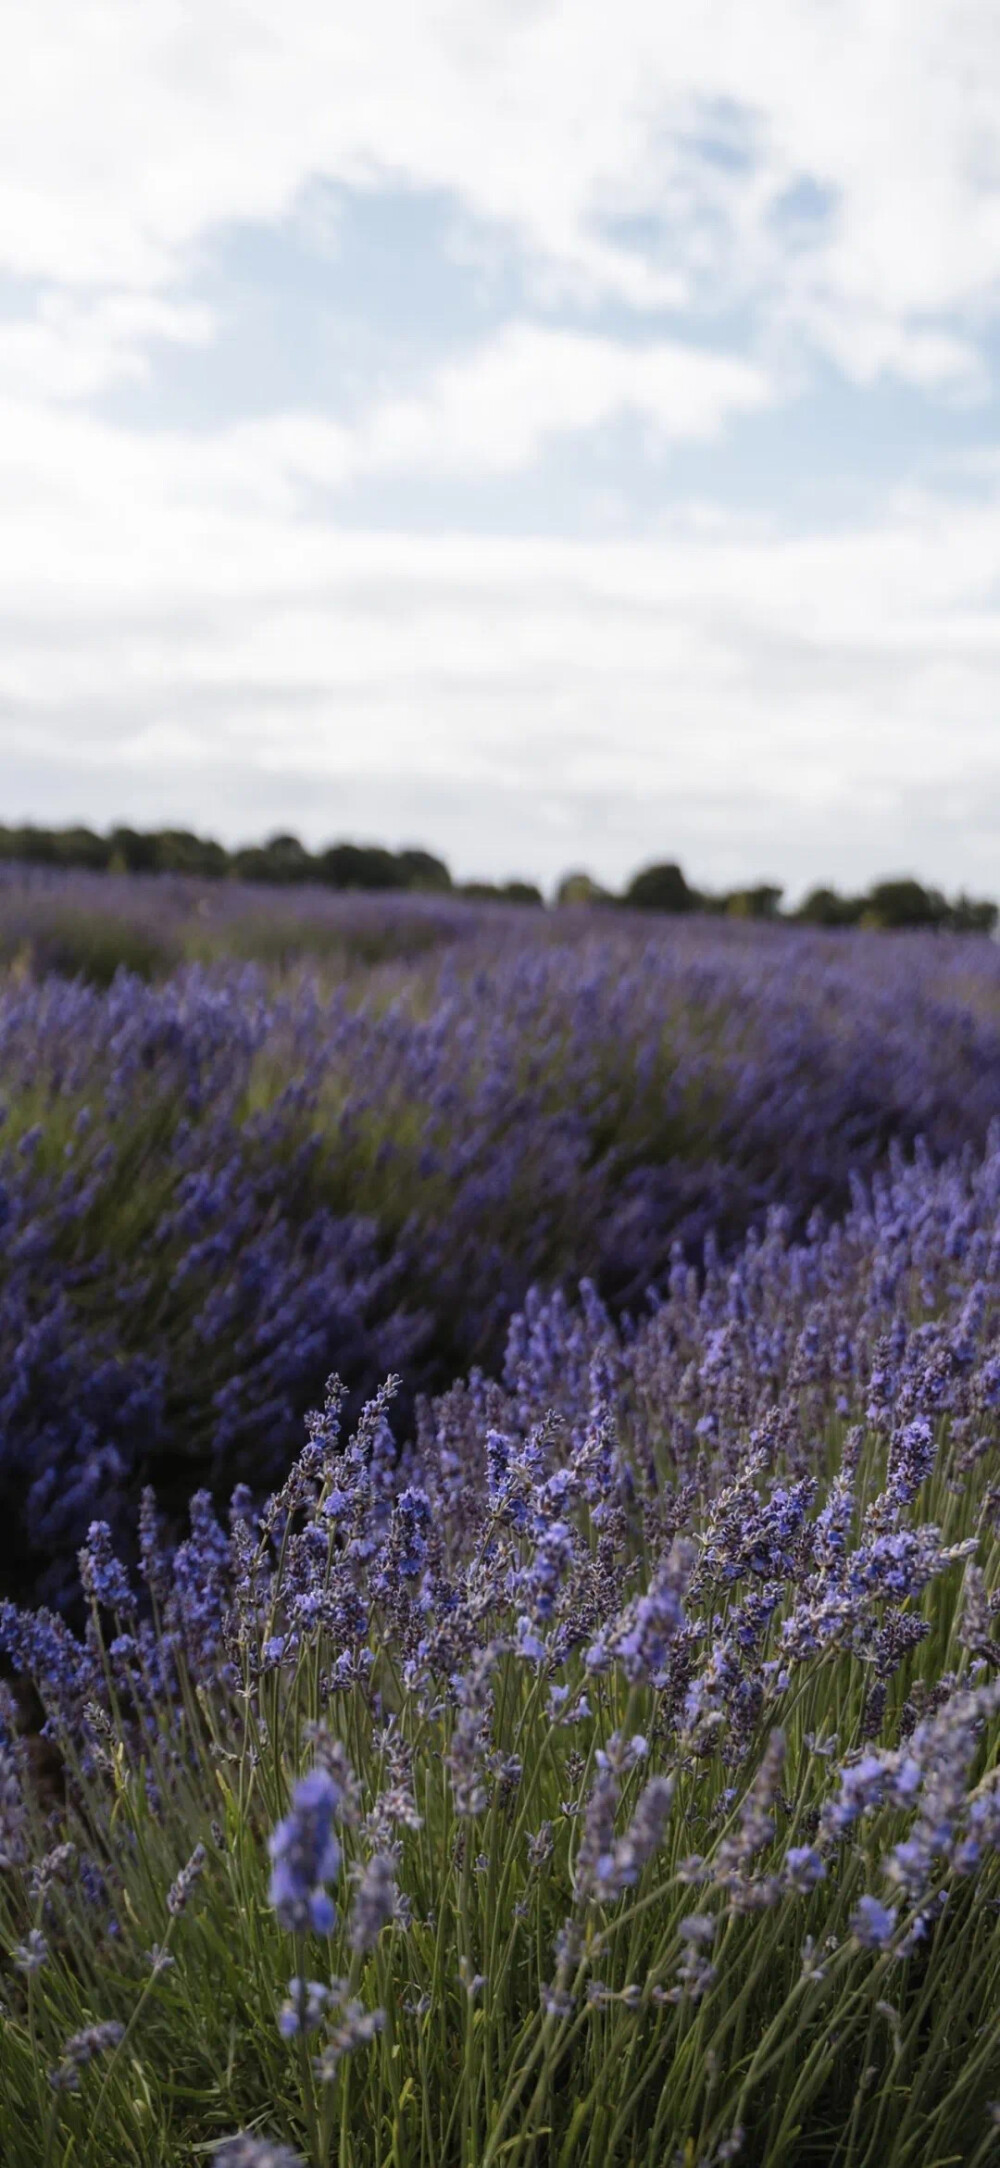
0 1735 27 1871
574 1769 619 1901
313 1991 385 2084
851 1895 898 1948
268 1770 342 1935
213 2141 305 2168
348 1853 397 1955
278 1977 331 2040
77 1523 136 1615
669 1913 718 2004
13 1927 48 1974
48 2020 125 2093
595 1777 675 1899
167 1841 207 1917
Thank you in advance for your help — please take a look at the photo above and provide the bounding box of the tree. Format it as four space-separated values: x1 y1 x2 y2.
795 887 865 928
152 831 228 878
231 834 313 884
725 885 783 920
555 871 615 907
396 848 452 893
316 844 405 891
862 879 948 931
624 862 697 914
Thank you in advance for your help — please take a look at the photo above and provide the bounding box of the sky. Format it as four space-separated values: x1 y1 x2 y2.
4 3 1000 900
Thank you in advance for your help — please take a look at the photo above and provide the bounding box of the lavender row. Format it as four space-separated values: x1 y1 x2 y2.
2 908 1000 1602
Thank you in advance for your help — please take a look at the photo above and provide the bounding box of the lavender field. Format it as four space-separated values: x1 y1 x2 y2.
3 878 1000 2164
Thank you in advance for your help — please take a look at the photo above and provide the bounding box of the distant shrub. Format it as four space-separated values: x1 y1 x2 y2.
229 835 314 885
796 877 998 934
623 862 697 913
723 883 784 919
459 880 544 905
949 892 999 934
863 878 950 931
394 848 452 893
316 844 406 891
796 885 865 927
554 871 616 907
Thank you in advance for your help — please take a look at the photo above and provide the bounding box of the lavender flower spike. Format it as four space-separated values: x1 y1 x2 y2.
349 1852 397 1954
213 2140 306 2168
851 1894 898 1947
269 1768 342 1935
167 1841 207 1916
48 2020 125 2092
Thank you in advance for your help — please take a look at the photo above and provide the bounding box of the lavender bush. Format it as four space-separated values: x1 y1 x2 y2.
2 892 1000 1604
4 1132 1000 2159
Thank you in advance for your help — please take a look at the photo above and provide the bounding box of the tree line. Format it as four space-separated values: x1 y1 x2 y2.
0 825 543 905
0 824 994 931
557 862 998 933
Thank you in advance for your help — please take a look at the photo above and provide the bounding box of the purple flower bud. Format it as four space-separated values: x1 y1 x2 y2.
851 1895 897 1947
268 1770 341 1935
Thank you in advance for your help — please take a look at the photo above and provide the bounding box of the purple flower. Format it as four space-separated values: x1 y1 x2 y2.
612 1541 692 1685
348 1853 397 1954
213 2141 305 2168
783 1846 827 1894
78 1523 135 1615
167 1842 207 1917
278 1977 330 2039
268 1770 342 1935
886 1417 936 1507
851 1895 898 1947
48 2021 124 2092
394 1486 433 1578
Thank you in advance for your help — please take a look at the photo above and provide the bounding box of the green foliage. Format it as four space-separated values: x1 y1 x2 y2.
796 878 998 934
315 846 408 892
864 880 949 932
231 837 316 885
796 888 864 929
723 886 784 921
459 881 545 906
554 874 616 908
394 850 452 894
0 829 453 896
623 863 697 914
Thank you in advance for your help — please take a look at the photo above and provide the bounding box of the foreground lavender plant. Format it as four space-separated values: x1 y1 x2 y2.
5 1129 1000 2161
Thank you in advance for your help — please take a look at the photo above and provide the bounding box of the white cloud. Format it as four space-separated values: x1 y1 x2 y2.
359 325 771 472
1 377 1000 892
193 325 771 495
4 2 1000 385
0 292 215 404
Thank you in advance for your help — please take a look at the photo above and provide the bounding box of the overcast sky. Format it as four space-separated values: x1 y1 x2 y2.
4 3 1000 897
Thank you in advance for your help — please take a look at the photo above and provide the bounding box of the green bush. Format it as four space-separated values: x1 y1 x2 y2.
624 863 697 914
